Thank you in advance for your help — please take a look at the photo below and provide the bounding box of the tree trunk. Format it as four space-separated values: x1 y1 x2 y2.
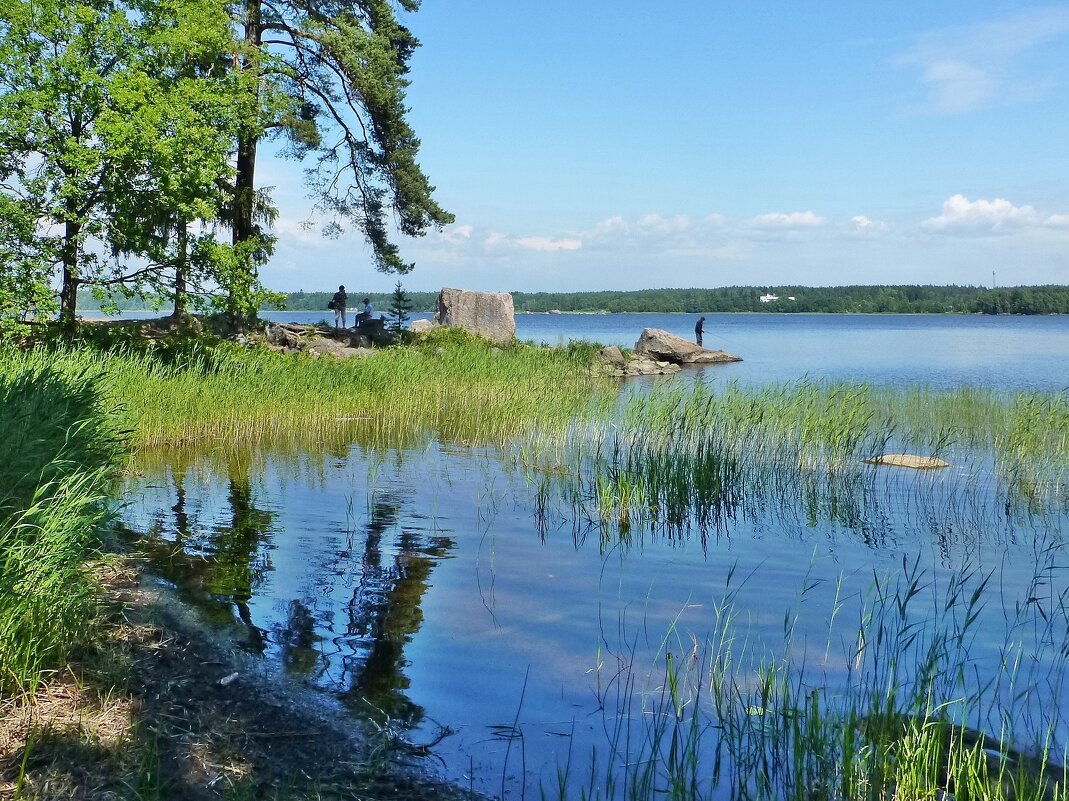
229 0 263 320
59 220 81 332
172 222 188 318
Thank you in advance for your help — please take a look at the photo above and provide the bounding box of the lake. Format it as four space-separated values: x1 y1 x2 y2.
118 313 1069 798
270 310 1069 391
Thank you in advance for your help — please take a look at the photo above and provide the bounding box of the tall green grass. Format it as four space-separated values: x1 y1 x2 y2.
31 331 614 450
0 351 124 691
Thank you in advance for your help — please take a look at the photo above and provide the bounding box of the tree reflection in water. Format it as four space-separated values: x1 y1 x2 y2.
133 454 456 730
336 493 455 726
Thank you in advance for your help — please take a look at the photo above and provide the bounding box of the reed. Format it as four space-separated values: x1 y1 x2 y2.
522 380 1069 543
0 351 124 692
556 557 1069 801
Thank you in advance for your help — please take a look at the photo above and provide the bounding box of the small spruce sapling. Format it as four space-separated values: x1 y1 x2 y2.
388 281 413 333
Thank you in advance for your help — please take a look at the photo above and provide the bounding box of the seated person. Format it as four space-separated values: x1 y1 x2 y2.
355 297 374 326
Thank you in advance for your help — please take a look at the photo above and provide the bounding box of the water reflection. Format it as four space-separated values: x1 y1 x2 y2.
135 455 273 650
128 452 456 728
122 435 1069 799
335 494 455 724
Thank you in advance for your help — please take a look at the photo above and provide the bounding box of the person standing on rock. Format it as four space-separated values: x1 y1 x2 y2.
694 316 705 347
331 285 347 329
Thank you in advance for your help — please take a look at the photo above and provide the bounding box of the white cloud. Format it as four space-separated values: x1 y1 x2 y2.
918 59 998 115
850 215 889 234
273 217 330 246
636 213 691 236
895 7 1069 114
922 194 1043 233
1045 214 1069 228
437 227 582 252
514 236 582 252
592 215 629 237
438 223 474 243
746 210 826 230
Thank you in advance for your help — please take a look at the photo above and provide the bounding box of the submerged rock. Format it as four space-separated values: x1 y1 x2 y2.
633 328 741 365
864 454 950 470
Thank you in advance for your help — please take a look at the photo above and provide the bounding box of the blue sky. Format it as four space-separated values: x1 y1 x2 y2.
261 2 1069 294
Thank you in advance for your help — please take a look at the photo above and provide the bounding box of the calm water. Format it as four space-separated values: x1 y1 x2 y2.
269 310 1069 391
118 313 1069 797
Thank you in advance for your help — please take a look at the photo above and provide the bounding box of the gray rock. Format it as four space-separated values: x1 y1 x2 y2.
599 345 626 369
308 338 366 359
633 328 742 365
624 356 680 376
410 319 435 334
432 287 516 344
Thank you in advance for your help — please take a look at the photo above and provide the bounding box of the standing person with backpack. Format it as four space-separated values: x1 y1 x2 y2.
330 285 348 329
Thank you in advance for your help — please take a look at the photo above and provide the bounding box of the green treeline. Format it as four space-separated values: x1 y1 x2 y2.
507 285 1069 314
77 284 1069 315
277 285 1069 315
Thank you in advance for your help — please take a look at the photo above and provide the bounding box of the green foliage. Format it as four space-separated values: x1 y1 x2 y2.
0 0 253 325
230 0 453 277
506 285 1069 315
387 280 412 332
0 352 123 691
262 285 1069 316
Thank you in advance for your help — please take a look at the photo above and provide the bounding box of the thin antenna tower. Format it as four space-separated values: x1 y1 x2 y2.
992 270 996 289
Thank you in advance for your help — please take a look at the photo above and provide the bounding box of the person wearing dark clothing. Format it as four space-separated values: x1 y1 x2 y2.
695 316 705 347
331 285 347 329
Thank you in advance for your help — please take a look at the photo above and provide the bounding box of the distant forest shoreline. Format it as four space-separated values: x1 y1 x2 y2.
79 285 1069 315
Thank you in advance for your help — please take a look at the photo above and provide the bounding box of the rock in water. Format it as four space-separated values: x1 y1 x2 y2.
864 454 950 470
433 288 516 344
633 328 742 365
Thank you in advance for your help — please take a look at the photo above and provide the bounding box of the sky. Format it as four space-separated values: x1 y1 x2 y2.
260 1 1069 294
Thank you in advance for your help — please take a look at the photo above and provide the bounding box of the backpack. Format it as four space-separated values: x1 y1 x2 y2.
327 299 337 310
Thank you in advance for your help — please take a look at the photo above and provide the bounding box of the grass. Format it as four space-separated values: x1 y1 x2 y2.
22 329 615 451
520 379 1069 542
0 354 124 693
557 556 1069 801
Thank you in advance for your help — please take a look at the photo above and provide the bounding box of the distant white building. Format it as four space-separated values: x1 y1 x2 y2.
759 293 779 303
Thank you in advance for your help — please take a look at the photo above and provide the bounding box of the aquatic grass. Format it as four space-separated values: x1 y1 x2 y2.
521 379 1069 546
554 557 1069 801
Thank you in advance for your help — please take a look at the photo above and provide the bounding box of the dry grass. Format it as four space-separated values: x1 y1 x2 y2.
0 558 480 801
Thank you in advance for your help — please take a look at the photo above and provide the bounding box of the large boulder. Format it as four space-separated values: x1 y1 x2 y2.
433 288 516 344
633 328 742 365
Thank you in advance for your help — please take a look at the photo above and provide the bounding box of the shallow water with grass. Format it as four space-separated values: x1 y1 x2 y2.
118 382 1069 799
